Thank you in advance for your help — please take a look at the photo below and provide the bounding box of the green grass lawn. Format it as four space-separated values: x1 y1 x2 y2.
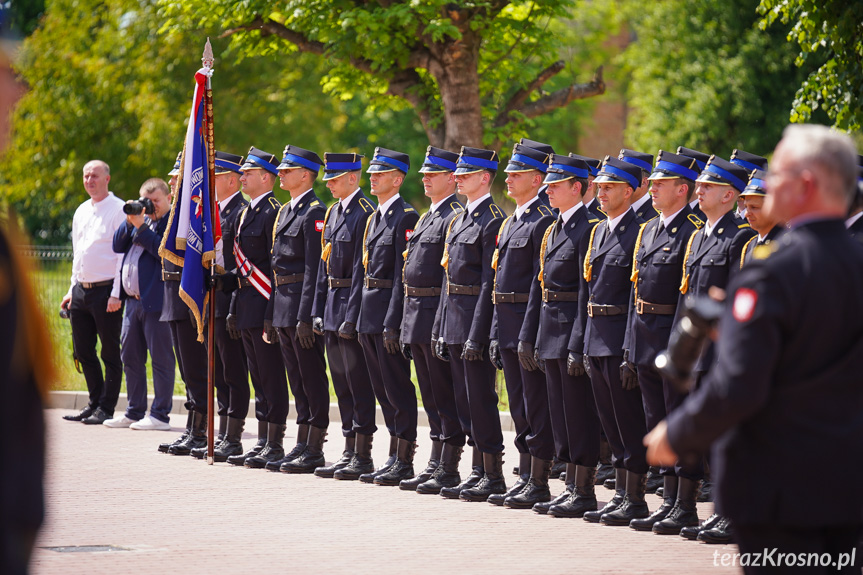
33 254 510 411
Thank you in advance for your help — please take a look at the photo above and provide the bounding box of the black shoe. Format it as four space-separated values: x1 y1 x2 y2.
359 435 397 483
81 408 110 425
645 467 663 494
227 421 267 466
653 477 699 535
169 411 207 455
505 457 552 509
246 423 287 469
600 471 649 526
440 447 482 499
584 467 626 523
655 486 664 498
460 452 507 502
630 476 678 531
417 443 463 495
681 512 721 540
375 439 416 486
213 417 245 463
334 434 375 480
399 440 442 491
489 452 530 505
266 423 310 471
534 463 576 514
314 436 355 478
549 465 598 519
282 426 327 474
697 516 732 544
603 477 616 490
63 405 95 422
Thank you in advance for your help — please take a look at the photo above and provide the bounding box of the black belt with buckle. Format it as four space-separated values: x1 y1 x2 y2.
542 289 578 302
636 298 676 315
364 276 393 289
161 271 181 282
80 280 113 289
447 283 481 296
493 291 529 304
587 303 626 317
238 276 255 288
404 285 442 297
328 277 352 289
275 273 304 286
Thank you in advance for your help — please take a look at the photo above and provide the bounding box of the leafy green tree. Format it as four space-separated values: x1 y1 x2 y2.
620 0 814 156
159 0 611 151
758 0 863 131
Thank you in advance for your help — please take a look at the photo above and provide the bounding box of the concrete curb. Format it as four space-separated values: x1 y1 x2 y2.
48 390 517 431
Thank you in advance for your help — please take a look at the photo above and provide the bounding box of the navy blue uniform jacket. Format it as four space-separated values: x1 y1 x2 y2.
216 193 248 319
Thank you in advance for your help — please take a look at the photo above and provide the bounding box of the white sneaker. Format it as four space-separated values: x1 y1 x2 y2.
129 416 171 431
103 415 136 428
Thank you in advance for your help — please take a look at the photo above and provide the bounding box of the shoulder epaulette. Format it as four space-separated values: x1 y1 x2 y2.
597 208 607 217
451 202 464 214
740 235 757 269
588 218 601 224
753 242 776 260
643 215 659 225
404 206 416 213
537 205 553 216
489 204 504 218
738 222 750 229
309 200 320 207
688 214 704 228
359 197 375 213
268 197 281 210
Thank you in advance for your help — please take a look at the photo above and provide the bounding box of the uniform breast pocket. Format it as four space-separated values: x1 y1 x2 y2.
286 223 302 237
605 254 631 268
378 234 394 246
554 247 577 261
421 232 441 244
241 224 266 250
336 228 353 243
457 227 481 245
508 236 529 250
704 255 727 267
652 253 680 266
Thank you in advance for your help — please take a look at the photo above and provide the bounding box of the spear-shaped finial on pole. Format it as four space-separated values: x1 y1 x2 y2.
202 37 214 70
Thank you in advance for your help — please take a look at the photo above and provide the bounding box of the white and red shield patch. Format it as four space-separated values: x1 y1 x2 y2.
315 220 325 232
405 229 414 241
732 288 758 322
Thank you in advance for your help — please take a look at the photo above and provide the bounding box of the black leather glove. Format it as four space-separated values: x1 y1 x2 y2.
435 337 450 362
312 317 324 336
567 352 585 377
583 354 592 378
535 350 546 373
263 319 278 344
517 340 539 372
338 320 357 340
489 339 503 370
296 320 315 349
209 272 238 292
462 339 484 362
620 360 639 391
383 327 400 355
226 314 241 340
401 341 413 361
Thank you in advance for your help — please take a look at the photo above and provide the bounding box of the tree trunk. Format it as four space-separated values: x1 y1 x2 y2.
432 35 484 151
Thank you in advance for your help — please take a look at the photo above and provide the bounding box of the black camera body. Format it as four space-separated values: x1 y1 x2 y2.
123 197 155 215
655 295 724 392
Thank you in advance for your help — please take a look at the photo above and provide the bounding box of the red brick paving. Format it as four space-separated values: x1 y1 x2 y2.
32 410 740 574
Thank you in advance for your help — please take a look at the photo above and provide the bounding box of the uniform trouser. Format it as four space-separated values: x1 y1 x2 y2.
121 299 175 423
449 344 503 454
278 326 329 429
735 524 863 575
522 357 555 461
241 328 288 424
69 283 123 414
168 317 207 412
325 331 377 436
213 317 250 420
409 343 447 443
360 332 417 441
588 355 649 474
546 358 601 467
500 348 530 455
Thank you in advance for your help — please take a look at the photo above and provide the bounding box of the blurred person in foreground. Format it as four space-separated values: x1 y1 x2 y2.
645 124 863 573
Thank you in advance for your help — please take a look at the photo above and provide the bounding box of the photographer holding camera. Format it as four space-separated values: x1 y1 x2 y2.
105 178 175 430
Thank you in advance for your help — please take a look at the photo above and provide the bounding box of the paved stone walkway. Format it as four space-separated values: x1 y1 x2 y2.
32 410 740 574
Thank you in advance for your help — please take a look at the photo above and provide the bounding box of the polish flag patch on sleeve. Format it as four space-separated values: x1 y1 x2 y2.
315 220 325 232
732 288 757 322
405 229 414 241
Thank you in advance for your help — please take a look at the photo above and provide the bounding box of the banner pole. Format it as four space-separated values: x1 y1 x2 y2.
202 39 217 465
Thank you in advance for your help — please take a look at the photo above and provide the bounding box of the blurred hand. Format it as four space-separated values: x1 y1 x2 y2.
489 339 503 370
517 340 538 372
644 420 677 466
462 340 483 362
338 321 357 340
312 317 324 336
296 321 315 349
382 327 400 355
106 296 121 313
567 352 585 377
226 314 241 340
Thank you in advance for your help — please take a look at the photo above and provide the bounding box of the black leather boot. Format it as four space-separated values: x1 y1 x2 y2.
359 435 397 483
460 452 507 502
550 458 565 480
505 457 552 509
549 465 598 518
630 476 678 531
334 433 375 480
681 512 722 540
399 440 442 491
488 452 530 506
227 420 267 466
375 438 417 486
697 516 732 544
645 466 663 493
213 417 245 463
159 411 192 453
314 436 355 478
595 437 614 485
601 470 649 526
653 477 700 534
168 411 206 455
534 463 575 514
697 476 712 502
282 426 327 473
440 446 482 499
245 423 287 469
417 443 463 495
266 423 309 471
191 415 231 459
584 467 626 523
